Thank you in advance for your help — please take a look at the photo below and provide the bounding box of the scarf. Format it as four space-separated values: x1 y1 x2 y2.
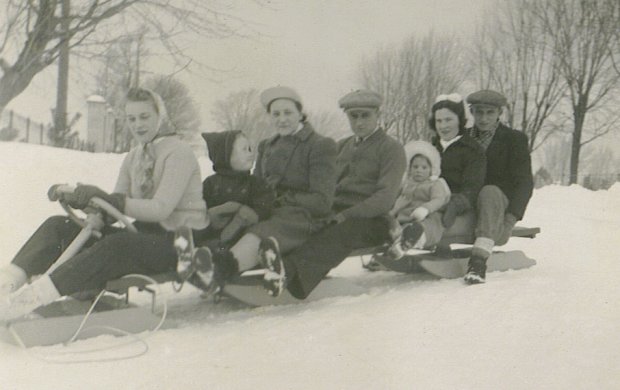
470 124 497 151
134 89 175 199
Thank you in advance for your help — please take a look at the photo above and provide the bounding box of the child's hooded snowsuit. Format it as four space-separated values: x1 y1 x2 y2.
199 131 274 245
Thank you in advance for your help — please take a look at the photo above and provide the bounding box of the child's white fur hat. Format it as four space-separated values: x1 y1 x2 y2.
404 140 441 180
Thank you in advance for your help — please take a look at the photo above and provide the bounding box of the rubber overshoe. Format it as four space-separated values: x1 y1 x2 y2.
174 226 195 282
400 221 425 251
189 247 219 295
464 255 487 285
258 237 286 297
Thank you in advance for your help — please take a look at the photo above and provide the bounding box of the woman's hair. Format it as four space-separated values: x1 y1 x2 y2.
125 87 159 114
124 87 173 135
428 98 466 134
267 98 308 123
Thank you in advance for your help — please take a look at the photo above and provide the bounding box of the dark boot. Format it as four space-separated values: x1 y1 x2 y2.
187 247 215 292
464 254 487 284
188 247 239 295
211 248 239 286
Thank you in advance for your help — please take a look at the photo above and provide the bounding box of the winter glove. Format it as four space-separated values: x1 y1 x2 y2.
410 207 429 222
441 193 471 228
47 184 73 202
71 184 126 212
47 184 63 201
207 201 242 229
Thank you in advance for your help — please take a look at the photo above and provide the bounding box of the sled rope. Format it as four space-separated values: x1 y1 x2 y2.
18 274 168 364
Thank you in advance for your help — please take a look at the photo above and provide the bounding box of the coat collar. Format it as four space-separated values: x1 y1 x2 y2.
432 133 480 152
348 127 385 146
266 122 314 145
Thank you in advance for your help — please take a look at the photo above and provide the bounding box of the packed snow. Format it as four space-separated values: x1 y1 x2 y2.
0 142 618 389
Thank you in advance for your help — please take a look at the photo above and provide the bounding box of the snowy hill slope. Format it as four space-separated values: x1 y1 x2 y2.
0 142 618 389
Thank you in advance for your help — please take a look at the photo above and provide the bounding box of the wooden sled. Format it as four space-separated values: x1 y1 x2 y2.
4 220 539 346
366 226 540 278
222 272 365 307
372 249 536 278
4 294 166 348
102 226 541 309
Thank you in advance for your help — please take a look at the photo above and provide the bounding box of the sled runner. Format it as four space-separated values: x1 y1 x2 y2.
370 249 536 278
365 226 540 277
222 272 366 307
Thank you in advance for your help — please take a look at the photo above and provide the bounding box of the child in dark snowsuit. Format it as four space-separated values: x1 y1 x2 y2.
199 130 274 247
174 130 274 283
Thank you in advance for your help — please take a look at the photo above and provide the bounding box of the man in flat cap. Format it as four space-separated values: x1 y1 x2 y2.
259 89 406 298
461 89 534 284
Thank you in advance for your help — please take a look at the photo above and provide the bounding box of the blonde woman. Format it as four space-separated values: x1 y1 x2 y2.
0 88 207 322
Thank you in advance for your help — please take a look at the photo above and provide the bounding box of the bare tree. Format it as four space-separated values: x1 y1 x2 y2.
580 144 619 190
211 88 348 151
533 0 620 184
93 36 145 152
210 88 271 148
0 1 260 115
306 110 348 141
143 75 201 141
471 0 566 152
359 31 468 143
536 133 572 185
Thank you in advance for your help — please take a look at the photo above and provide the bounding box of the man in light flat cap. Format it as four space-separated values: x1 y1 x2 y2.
461 89 533 284
263 89 406 299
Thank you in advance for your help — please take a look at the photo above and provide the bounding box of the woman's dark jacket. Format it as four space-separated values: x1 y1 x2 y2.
432 133 486 208
474 123 533 220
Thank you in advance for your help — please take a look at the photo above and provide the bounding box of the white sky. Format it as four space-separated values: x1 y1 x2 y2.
7 0 488 131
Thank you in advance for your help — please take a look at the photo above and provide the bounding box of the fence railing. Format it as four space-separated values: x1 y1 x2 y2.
0 109 50 145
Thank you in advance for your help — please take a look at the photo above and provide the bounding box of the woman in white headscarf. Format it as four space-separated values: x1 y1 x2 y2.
0 87 208 322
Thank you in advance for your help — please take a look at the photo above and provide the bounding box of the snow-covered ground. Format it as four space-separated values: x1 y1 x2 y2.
0 142 618 389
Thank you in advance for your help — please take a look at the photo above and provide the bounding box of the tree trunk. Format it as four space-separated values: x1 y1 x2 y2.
569 108 586 185
0 68 40 117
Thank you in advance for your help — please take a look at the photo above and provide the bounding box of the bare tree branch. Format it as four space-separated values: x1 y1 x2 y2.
0 0 265 114
359 31 467 144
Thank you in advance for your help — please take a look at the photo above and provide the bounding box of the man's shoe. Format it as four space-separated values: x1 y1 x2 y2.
464 255 487 284
174 226 195 282
258 237 286 297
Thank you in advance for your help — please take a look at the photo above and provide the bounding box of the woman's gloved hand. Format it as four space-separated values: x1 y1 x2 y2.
71 184 126 212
